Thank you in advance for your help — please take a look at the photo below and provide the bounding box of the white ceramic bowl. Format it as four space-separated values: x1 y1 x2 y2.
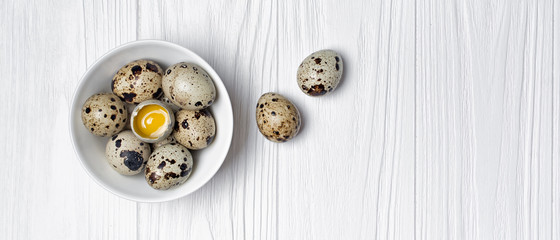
69 40 233 202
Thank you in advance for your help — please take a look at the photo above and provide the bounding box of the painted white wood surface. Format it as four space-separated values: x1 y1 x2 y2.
553 1 560 239
0 0 556 239
417 0 554 239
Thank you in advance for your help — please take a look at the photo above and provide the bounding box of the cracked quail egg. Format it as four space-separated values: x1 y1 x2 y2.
130 100 175 143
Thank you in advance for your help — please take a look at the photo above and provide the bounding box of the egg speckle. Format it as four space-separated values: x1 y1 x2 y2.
145 143 194 190
256 92 301 142
173 109 216 150
81 93 128 137
105 130 151 175
162 62 216 110
297 50 343 96
112 60 164 104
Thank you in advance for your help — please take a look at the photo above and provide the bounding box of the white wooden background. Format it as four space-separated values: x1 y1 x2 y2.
0 0 559 239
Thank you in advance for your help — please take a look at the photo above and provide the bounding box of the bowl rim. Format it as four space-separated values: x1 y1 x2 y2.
69 39 234 203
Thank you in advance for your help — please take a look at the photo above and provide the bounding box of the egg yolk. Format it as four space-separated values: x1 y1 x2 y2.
133 104 169 139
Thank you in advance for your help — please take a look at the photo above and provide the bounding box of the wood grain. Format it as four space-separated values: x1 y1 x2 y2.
136 0 282 239
135 0 415 239
277 0 415 239
0 0 138 239
553 1 560 238
0 0 557 239
81 1 138 239
416 0 554 239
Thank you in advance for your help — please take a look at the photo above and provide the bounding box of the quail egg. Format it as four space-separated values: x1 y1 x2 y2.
162 62 216 110
105 130 151 175
145 143 194 190
256 92 301 142
81 93 128 137
297 49 343 96
173 109 216 150
112 60 164 104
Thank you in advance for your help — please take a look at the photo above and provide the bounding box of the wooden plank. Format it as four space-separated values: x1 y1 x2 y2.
553 0 560 238
79 1 139 239
277 0 415 239
0 0 138 239
415 0 553 239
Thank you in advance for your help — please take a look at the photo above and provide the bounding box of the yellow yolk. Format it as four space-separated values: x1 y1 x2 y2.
133 104 169 139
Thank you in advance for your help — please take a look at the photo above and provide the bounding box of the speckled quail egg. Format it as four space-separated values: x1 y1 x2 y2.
162 62 216 110
112 60 164 104
173 109 216 150
81 93 128 137
159 95 181 112
256 92 301 142
145 143 194 190
297 49 343 96
105 130 151 175
151 135 177 150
